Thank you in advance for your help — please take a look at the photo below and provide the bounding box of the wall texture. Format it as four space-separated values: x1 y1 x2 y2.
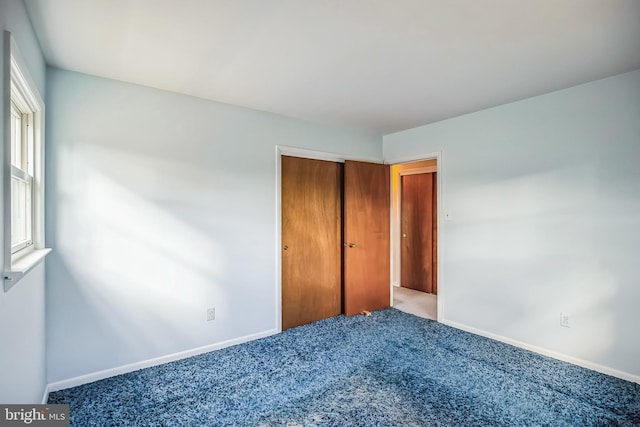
45 68 381 383
384 70 640 378
0 0 48 403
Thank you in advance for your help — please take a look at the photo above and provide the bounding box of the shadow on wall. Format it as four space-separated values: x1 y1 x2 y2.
49 143 228 363
444 163 639 372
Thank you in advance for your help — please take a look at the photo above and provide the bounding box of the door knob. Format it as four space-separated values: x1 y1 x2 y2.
402 234 407 238
347 243 356 248
283 245 289 251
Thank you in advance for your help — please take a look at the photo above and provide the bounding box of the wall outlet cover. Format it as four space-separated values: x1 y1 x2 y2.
560 312 571 328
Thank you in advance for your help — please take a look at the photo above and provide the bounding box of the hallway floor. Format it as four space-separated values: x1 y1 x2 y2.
392 286 437 320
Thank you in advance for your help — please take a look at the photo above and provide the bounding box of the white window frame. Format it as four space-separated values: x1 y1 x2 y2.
3 31 50 291
10 86 35 254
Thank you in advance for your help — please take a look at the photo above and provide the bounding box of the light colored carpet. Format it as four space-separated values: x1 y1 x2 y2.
392 286 437 320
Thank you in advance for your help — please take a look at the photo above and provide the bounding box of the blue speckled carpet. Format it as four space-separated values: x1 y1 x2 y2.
49 308 640 426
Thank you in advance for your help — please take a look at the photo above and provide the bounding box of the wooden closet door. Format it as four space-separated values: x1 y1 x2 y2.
281 156 342 330
400 172 437 294
344 161 390 316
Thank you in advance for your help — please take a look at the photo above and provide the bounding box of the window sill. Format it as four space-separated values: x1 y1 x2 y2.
4 248 51 292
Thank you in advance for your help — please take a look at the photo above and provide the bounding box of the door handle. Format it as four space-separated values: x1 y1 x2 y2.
283 245 289 251
345 243 356 248
402 234 407 238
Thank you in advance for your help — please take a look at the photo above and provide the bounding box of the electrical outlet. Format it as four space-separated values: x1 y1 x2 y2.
207 307 216 321
560 312 571 328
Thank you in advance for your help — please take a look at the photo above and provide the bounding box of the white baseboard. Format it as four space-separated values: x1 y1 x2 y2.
44 320 640 396
47 329 279 393
41 384 49 404
440 318 640 384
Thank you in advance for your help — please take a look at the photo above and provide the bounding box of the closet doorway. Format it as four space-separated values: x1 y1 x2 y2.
281 155 390 330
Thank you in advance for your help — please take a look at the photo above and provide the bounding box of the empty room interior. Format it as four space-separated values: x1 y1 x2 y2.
1 0 639 425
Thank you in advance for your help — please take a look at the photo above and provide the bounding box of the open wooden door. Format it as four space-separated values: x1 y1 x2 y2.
400 172 437 294
281 156 342 329
344 161 390 316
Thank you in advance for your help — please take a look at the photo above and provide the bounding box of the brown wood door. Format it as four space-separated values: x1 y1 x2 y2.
344 161 390 316
281 156 343 330
400 172 437 294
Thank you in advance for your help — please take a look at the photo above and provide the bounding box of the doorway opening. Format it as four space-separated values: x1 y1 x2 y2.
391 158 439 321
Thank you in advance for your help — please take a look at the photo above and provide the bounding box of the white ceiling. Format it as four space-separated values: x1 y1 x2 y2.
25 0 640 134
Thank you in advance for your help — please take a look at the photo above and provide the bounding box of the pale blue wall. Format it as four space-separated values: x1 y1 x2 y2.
45 68 381 382
0 0 47 403
10 0 638 390
384 70 640 377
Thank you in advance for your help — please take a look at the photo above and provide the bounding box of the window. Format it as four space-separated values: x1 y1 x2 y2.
3 31 49 291
10 89 34 253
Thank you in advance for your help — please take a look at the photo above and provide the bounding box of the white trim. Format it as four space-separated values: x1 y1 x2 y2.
389 178 394 306
4 248 50 291
3 31 49 291
47 329 279 393
387 151 444 322
41 384 49 405
275 147 283 333
389 169 396 304
3 32 12 274
10 164 31 181
435 153 444 322
277 145 382 164
32 96 45 253
441 318 640 384
384 152 441 165
279 145 346 163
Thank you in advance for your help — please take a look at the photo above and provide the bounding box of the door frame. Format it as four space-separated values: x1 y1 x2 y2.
275 145 382 332
389 151 444 322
